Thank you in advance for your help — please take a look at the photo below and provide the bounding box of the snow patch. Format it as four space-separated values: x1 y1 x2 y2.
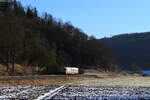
36 86 65 100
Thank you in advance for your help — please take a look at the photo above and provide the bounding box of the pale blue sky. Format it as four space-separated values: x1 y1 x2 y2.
19 0 150 38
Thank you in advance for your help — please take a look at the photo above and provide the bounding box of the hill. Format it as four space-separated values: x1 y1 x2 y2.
101 32 150 70
0 1 115 75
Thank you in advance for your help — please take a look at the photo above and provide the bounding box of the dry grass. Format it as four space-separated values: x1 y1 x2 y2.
65 76 150 87
0 74 150 87
0 64 42 77
0 75 146 87
0 76 89 86
0 69 149 87
83 69 133 78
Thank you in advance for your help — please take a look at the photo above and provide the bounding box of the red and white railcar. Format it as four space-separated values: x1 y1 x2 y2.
65 67 79 74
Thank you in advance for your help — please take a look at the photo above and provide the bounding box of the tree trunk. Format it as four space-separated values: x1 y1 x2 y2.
6 53 10 72
6 63 9 72
11 54 15 73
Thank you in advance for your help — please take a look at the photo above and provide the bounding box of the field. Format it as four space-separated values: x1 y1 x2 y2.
0 85 58 99
65 76 150 87
52 86 150 100
1 85 150 100
0 69 150 87
0 70 150 99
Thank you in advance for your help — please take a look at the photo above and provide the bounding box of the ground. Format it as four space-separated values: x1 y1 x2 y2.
52 86 150 100
64 76 150 87
0 70 150 99
0 69 150 87
0 85 58 99
1 85 150 100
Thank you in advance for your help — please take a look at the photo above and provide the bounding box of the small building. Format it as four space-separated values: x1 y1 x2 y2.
65 67 79 74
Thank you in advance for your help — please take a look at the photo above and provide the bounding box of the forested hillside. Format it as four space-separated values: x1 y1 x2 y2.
101 32 150 70
0 1 115 74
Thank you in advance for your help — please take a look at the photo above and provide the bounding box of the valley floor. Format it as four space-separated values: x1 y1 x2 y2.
64 76 150 87
1 72 150 99
1 85 150 100
0 73 150 87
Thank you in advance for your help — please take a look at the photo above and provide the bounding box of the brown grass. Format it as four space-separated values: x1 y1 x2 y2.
0 76 89 86
0 64 43 76
0 68 144 87
0 73 147 87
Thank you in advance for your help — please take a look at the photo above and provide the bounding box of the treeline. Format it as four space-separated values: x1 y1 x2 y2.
101 32 150 70
0 1 115 74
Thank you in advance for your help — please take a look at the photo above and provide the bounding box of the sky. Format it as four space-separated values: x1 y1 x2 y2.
19 0 150 38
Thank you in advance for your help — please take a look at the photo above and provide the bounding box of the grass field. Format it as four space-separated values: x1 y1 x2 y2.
64 76 150 87
0 76 89 86
0 72 150 87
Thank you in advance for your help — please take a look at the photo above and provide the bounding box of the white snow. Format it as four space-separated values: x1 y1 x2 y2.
36 86 65 100
52 86 150 100
0 85 58 100
1 85 150 100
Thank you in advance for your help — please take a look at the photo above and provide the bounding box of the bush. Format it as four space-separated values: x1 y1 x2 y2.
79 68 84 74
